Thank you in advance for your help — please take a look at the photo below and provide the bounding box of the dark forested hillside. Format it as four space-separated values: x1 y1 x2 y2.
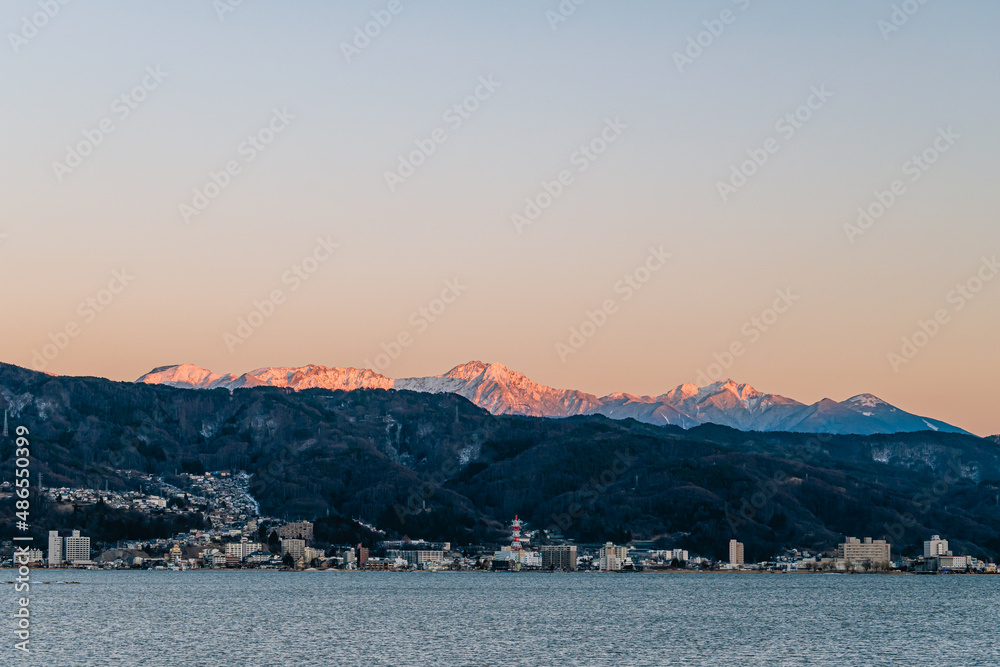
2 362 1000 560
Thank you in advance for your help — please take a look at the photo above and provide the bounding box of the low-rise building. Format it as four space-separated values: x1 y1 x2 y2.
837 537 891 567
389 549 446 567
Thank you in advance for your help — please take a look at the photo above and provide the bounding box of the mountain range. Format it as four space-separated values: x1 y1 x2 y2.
3 360 1000 559
137 360 970 436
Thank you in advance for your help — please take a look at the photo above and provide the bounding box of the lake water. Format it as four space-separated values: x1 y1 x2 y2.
5 571 999 666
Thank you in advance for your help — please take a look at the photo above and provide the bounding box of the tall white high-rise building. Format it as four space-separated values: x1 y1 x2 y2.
47 531 63 566
64 530 91 564
924 535 949 558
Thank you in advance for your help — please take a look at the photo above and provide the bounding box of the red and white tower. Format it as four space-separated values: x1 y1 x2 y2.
511 515 522 553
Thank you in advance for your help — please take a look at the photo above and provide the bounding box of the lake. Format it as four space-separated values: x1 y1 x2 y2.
5 571 1000 665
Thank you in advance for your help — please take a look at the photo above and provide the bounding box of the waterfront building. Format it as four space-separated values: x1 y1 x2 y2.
729 540 745 566
541 545 578 571
379 540 451 552
390 549 446 567
64 530 91 564
48 530 63 566
599 542 630 571
837 537 891 566
225 537 264 561
282 538 306 562
303 546 325 563
935 554 972 571
924 535 949 558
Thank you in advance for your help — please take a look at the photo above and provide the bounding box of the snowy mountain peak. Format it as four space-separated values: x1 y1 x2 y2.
846 393 890 408
136 363 226 389
134 361 971 436
136 364 393 392
698 379 761 403
443 360 521 383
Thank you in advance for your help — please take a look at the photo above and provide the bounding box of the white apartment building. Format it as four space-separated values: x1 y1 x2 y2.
924 535 949 558
48 530 63 566
64 530 91 564
225 538 263 561
282 538 306 562
600 542 630 571
729 540 745 566
392 549 446 567
936 554 972 570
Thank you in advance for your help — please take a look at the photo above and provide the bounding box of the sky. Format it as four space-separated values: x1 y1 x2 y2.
1 0 998 435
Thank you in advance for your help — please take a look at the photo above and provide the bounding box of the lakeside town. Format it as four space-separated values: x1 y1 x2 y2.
2 470 995 575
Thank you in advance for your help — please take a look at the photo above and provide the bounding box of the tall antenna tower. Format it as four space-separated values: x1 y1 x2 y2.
511 515 522 553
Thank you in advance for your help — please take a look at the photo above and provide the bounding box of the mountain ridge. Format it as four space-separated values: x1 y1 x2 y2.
135 361 972 437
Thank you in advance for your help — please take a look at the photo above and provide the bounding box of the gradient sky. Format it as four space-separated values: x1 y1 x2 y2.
2 0 998 435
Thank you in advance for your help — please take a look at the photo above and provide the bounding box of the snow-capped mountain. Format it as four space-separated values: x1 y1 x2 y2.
136 364 393 392
396 361 604 417
136 361 971 436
